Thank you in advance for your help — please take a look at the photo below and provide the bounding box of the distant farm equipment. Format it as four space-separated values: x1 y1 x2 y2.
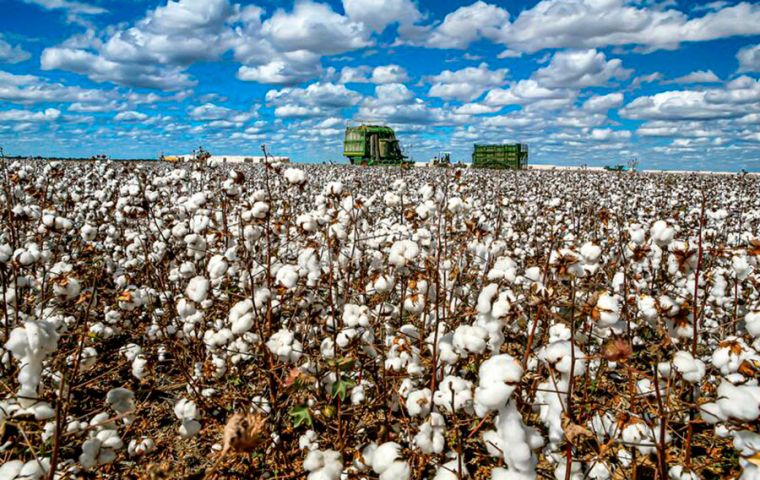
431 152 452 167
604 164 628 172
343 125 412 166
471 144 528 169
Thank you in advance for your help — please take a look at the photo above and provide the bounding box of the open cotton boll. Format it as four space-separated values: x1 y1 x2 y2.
0 459 50 480
80 429 123 469
414 412 445 454
276 265 300 289
745 311 760 338
106 387 135 423
185 276 209 303
434 455 468 480
343 304 370 327
474 354 523 415
405 388 432 417
539 341 586 377
434 375 473 413
174 398 201 438
701 381 760 423
388 240 420 267
651 220 675 247
266 328 303 363
383 192 401 207
127 437 155 457
593 293 621 327
5 320 59 409
284 168 306 186
303 449 342 480
452 324 488 355
371 442 404 474
207 255 228 281
668 466 699 480
672 351 706 383
733 255 753 281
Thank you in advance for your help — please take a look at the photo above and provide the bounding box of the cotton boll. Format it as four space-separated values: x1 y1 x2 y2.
388 240 419 267
672 351 706 383
474 354 523 415
106 388 135 422
174 398 201 438
127 437 155 457
185 276 210 303
434 455 468 480
452 324 488 355
414 412 445 454
207 255 228 281
745 311 760 338
668 466 699 480
303 449 342 480
371 442 402 474
434 375 473 413
594 293 621 327
276 265 300 289
379 460 410 480
266 328 303 363
405 388 432 417
5 320 59 408
651 220 675 247
701 381 760 423
284 168 306 186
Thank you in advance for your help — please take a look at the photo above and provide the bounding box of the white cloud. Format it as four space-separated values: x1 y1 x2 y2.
418 1 509 49
582 93 624 112
115 111 148 122
188 102 257 123
267 82 362 109
533 49 631 89
590 128 631 141
338 66 371 84
428 63 508 102
484 79 575 107
0 35 31 64
416 0 760 53
667 70 721 84
620 76 760 121
263 1 371 55
737 44 760 72
22 0 106 15
371 65 409 84
0 69 118 105
0 108 61 122
342 0 421 33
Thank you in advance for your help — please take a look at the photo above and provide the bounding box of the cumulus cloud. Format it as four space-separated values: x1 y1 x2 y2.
371 65 409 84
412 0 760 53
266 82 362 118
414 1 509 49
667 70 721 84
114 111 148 122
0 35 31 64
22 0 106 15
620 76 760 121
737 44 760 72
0 108 61 122
263 1 372 55
342 0 421 34
533 49 631 89
582 93 625 112
428 63 508 102
484 79 575 108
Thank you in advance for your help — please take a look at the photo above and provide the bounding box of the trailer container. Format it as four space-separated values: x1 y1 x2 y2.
471 144 528 169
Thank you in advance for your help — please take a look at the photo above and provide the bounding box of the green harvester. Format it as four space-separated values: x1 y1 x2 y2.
343 125 412 166
471 144 528 169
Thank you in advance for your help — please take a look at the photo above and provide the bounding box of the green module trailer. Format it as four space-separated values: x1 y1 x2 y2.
471 144 528 169
343 125 412 166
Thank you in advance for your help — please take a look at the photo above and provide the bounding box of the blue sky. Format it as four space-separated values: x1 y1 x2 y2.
0 0 759 171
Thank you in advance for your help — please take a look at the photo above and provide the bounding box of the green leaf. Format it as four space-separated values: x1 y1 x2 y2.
289 405 312 428
331 378 356 401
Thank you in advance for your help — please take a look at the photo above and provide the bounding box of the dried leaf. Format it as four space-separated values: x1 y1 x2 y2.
221 412 266 456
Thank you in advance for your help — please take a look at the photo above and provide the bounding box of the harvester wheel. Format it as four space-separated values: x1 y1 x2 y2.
360 160 369 167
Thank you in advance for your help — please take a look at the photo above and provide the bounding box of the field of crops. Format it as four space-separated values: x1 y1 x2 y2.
1 160 759 480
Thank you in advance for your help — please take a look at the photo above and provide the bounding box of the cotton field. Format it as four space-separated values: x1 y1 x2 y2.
1 160 760 480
